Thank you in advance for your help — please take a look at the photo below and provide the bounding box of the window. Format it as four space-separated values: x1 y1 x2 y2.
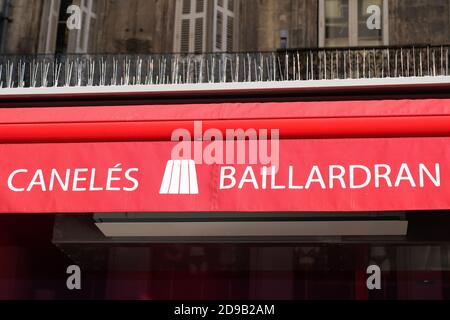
72 0 97 53
39 0 61 53
174 0 207 53
55 0 72 54
213 0 234 52
319 0 388 47
174 0 236 53
39 0 96 54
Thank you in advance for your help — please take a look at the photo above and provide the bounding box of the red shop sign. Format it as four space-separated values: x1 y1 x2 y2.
0 137 448 213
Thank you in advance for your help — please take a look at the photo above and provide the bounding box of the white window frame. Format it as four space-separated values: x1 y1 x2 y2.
39 0 96 53
73 0 96 53
212 0 235 52
39 0 61 53
319 0 389 47
173 0 207 53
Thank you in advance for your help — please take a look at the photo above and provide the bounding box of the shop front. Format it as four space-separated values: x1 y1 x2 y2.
1 80 450 300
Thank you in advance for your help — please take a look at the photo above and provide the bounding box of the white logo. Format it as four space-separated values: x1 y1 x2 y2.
159 160 199 195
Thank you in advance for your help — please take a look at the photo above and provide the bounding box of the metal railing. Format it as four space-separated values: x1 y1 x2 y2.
0 45 449 89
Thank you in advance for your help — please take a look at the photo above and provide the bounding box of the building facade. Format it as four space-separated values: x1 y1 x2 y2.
0 0 449 55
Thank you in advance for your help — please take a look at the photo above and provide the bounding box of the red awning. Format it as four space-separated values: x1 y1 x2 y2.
1 99 450 142
0 98 449 213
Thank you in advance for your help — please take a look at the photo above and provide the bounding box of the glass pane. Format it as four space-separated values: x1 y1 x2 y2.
358 0 383 46
324 0 349 47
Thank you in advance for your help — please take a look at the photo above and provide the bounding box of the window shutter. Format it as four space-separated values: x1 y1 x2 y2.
194 17 204 53
214 0 235 52
196 0 204 13
182 0 191 14
216 11 223 50
176 0 206 53
180 19 190 53
226 16 234 52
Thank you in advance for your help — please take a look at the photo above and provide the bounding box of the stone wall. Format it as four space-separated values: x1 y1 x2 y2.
4 0 42 54
389 0 450 46
237 0 318 52
91 0 176 54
